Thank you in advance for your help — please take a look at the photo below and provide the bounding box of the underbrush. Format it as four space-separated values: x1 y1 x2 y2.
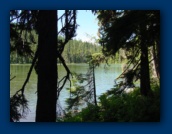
61 83 160 122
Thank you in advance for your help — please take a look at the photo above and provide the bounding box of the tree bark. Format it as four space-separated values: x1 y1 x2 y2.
154 40 160 81
92 65 97 106
140 33 151 96
36 10 57 122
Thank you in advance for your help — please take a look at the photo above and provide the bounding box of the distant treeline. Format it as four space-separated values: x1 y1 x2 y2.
61 39 102 63
10 36 102 64
10 31 127 64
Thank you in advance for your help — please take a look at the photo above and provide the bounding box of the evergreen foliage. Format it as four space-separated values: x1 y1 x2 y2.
96 10 160 96
10 34 103 64
10 10 78 122
63 83 160 122
10 93 29 122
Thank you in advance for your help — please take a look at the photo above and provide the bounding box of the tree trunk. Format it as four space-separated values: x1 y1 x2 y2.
154 40 160 81
36 10 57 122
140 33 151 96
150 46 157 78
92 65 97 106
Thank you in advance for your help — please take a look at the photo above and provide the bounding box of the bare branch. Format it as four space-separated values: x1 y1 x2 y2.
12 49 38 96
20 49 38 94
57 54 72 99
10 76 16 81
116 49 140 80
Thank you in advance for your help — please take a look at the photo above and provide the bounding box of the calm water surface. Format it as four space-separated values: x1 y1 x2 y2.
10 64 124 122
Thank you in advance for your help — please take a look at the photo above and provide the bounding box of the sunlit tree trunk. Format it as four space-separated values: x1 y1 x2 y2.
36 10 57 122
150 46 157 78
154 41 160 81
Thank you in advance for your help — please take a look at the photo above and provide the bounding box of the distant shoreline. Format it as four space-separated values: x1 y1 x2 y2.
10 62 125 66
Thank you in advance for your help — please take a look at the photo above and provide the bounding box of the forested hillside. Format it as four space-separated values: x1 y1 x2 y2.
61 39 102 63
10 34 102 64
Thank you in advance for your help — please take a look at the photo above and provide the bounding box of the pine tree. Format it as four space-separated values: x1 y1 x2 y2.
96 10 160 96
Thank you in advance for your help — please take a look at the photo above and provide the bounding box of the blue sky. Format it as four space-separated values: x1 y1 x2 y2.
58 10 99 43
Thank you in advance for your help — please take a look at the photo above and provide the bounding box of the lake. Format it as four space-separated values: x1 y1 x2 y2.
10 63 124 122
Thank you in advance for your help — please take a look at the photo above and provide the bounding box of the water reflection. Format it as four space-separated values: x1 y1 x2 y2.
10 64 123 122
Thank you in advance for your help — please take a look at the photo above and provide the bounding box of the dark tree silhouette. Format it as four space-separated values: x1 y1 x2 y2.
35 10 58 122
10 10 77 122
96 10 160 96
